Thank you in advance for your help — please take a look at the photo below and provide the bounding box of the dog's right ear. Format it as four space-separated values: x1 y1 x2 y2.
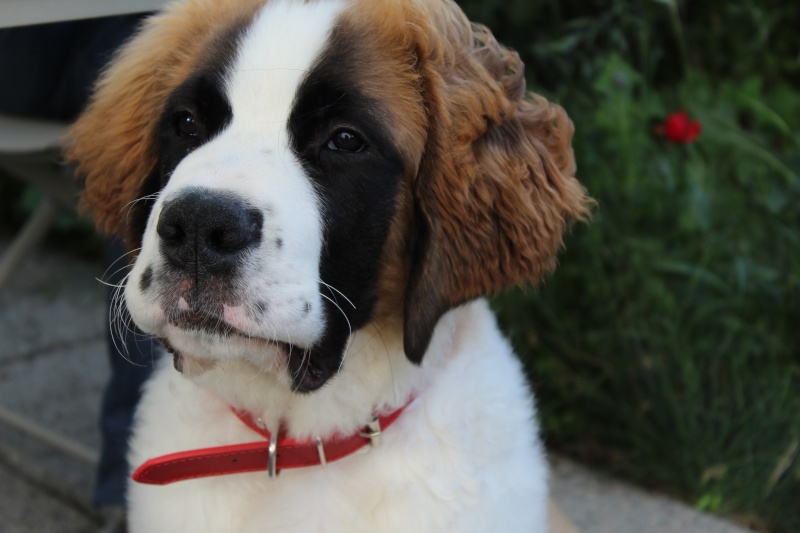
65 0 263 248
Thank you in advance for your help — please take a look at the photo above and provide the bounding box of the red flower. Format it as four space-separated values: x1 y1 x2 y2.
661 111 702 144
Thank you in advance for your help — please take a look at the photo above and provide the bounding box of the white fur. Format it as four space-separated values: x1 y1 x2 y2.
123 1 549 531
128 301 547 533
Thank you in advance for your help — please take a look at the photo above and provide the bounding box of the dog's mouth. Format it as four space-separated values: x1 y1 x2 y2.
168 310 293 348
162 311 335 393
162 310 293 371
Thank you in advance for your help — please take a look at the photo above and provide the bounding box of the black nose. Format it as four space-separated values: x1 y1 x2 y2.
157 189 263 275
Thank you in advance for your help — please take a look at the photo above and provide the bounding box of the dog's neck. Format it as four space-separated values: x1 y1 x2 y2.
187 310 459 441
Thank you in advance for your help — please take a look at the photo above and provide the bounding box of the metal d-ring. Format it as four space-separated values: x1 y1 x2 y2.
315 436 327 466
359 417 382 448
268 431 278 478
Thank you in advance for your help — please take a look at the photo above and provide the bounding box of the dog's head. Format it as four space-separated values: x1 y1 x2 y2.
67 0 590 392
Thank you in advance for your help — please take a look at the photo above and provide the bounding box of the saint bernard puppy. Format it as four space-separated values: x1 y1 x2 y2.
67 0 590 531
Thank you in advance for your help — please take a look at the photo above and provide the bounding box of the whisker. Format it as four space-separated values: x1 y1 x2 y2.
317 278 356 309
318 292 354 373
370 322 397 405
295 346 312 386
100 247 141 283
109 275 134 362
319 293 352 339
96 277 127 289
120 192 160 215
122 192 161 226
106 270 154 368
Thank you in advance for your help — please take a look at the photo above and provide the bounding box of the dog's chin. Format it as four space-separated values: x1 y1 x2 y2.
156 314 289 376
157 320 334 392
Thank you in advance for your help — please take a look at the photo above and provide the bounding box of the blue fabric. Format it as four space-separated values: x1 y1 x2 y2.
95 239 157 506
0 16 145 120
0 17 155 506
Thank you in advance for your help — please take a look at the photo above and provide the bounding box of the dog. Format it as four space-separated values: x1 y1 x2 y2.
67 0 590 530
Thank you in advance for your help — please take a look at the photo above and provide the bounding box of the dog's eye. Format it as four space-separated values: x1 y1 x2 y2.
326 129 365 153
174 110 200 138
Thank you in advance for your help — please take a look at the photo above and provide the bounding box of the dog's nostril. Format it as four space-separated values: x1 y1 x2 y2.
207 233 245 255
206 211 261 254
157 218 185 245
207 228 231 252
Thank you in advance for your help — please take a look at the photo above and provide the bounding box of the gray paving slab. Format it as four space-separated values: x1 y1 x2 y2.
0 339 107 447
0 242 105 363
0 423 99 522
0 296 104 362
0 241 110 531
550 456 751 533
0 462 95 533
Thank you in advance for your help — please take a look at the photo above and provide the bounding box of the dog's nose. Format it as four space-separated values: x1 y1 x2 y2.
157 189 263 275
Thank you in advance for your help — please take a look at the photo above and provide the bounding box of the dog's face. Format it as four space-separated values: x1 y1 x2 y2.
68 0 590 392
124 0 416 392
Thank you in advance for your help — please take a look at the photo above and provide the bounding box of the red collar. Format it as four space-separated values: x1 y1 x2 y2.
132 399 413 485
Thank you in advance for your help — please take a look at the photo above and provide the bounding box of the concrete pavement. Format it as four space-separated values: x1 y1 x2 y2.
0 238 752 532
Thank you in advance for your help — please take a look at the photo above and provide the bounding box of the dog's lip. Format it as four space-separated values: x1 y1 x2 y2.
169 310 241 337
165 310 294 351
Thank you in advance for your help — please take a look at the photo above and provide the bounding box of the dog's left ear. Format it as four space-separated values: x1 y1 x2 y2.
403 10 593 363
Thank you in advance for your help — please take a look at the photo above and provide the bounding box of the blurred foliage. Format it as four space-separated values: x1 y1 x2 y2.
460 0 800 91
458 0 800 531
0 170 26 229
0 170 102 258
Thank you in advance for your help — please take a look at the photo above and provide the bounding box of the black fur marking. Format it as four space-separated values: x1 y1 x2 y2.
126 21 250 249
140 265 154 292
156 74 233 184
287 31 406 392
254 301 269 315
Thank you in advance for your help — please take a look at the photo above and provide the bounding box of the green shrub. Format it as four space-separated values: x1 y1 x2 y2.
495 60 799 530
0 171 102 258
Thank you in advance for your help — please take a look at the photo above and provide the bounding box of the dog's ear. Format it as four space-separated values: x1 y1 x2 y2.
65 0 262 247
403 5 592 363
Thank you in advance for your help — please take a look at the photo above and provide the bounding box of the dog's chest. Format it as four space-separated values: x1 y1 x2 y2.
126 302 549 532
